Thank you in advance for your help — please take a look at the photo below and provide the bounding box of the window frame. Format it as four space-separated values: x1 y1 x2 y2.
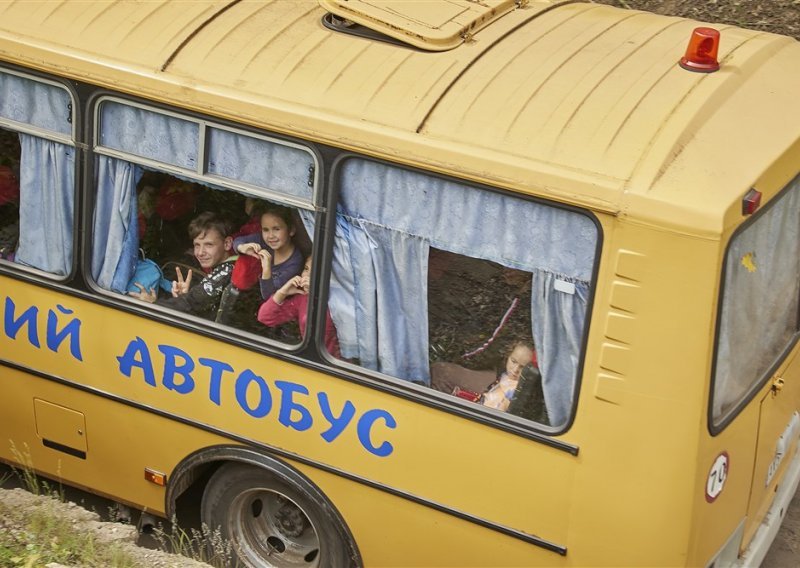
319 152 603 437
93 96 321 212
0 65 78 281
86 93 325 354
79 89 602 445
709 174 800 434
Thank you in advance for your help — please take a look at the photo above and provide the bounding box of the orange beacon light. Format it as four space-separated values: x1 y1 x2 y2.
679 27 721 72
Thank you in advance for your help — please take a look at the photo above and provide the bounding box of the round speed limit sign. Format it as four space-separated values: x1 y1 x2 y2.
706 452 729 503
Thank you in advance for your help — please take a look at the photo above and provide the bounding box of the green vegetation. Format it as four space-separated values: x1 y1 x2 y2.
0 443 235 567
0 490 137 568
152 520 237 568
0 443 138 567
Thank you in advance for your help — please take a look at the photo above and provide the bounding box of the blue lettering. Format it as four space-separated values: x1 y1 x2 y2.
275 381 313 431
112 336 398 457
46 305 83 361
318 392 356 443
3 297 40 347
116 337 156 387
235 370 272 418
159 345 195 394
198 357 234 406
357 409 396 457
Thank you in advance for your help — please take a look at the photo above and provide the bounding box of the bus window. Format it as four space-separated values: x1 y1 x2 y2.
713 176 800 425
94 167 314 339
328 158 597 428
427 248 548 423
0 69 75 275
90 98 317 342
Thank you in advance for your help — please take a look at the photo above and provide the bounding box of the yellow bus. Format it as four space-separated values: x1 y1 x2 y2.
1 1 799 566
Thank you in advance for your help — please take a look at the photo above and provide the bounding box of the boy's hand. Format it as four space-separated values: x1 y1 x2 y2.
130 283 157 303
172 267 193 297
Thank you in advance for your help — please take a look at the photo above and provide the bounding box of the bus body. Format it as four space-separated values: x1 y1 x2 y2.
0 1 799 566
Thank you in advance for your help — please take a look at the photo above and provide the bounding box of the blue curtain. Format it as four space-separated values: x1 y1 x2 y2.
531 272 590 427
15 134 75 275
95 100 318 293
92 156 142 292
0 71 72 135
99 102 199 170
331 159 597 399
98 102 315 202
207 127 314 201
329 216 359 358
333 216 430 381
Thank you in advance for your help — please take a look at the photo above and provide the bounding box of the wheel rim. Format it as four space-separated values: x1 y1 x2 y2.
229 488 321 567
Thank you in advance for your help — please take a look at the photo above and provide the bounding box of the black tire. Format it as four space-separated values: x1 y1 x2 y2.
201 461 358 568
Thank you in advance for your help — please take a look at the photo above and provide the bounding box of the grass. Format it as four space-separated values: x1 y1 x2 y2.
1 442 240 567
0 501 138 567
152 519 238 568
0 488 139 568
0 443 139 567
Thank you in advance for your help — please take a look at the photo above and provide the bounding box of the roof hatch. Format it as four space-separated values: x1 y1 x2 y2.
318 0 521 51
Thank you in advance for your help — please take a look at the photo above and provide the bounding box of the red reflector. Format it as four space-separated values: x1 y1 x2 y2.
742 188 762 215
679 27 720 73
144 468 167 486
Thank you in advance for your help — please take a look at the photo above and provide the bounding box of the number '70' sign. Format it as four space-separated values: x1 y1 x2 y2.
706 452 729 503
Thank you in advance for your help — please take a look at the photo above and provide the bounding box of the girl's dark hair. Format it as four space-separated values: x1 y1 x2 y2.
495 340 535 378
259 204 295 230
507 340 535 356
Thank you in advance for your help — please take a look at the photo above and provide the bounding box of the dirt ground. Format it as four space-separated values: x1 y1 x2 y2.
595 0 800 40
0 485 211 568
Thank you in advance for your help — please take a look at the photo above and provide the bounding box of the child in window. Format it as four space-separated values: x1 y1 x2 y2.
130 211 236 320
232 205 304 300
480 341 536 412
257 255 341 358
229 197 266 292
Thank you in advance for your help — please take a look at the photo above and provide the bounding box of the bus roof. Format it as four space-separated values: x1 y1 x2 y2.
0 1 799 231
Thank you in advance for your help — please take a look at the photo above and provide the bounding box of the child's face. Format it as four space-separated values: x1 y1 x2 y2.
299 257 312 293
505 345 533 380
193 228 231 270
261 213 294 252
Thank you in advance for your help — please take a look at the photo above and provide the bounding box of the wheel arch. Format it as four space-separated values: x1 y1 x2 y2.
166 444 275 517
165 444 361 566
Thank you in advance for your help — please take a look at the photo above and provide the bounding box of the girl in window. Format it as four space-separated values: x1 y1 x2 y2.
480 341 536 412
232 204 304 300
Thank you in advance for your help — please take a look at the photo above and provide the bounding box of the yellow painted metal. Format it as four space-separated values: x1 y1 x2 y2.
0 1 795 221
0 279 577 565
33 399 88 454
318 0 523 51
0 1 799 566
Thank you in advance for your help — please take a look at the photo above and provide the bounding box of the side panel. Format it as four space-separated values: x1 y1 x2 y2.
565 218 720 566
691 402 759 563
0 277 579 566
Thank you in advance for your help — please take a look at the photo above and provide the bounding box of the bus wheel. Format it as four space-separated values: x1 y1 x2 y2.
201 462 356 568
